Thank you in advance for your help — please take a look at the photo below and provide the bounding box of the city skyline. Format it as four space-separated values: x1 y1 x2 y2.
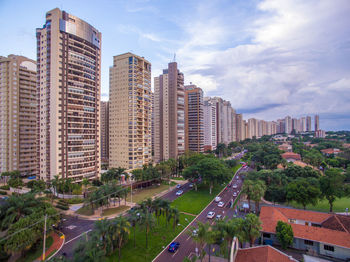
0 0 349 131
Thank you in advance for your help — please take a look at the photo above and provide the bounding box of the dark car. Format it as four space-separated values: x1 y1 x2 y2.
168 242 180 253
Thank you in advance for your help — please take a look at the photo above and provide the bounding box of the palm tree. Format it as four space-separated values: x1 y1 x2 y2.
170 208 180 230
139 210 155 248
82 178 90 197
242 179 255 212
113 216 131 262
127 209 140 247
242 213 262 247
94 218 112 253
251 180 266 214
152 198 163 225
206 228 219 262
190 222 210 262
51 175 60 198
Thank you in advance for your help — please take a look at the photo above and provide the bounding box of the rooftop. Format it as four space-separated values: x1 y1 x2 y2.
235 245 297 262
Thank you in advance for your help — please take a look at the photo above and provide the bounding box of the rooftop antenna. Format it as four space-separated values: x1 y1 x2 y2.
173 53 176 62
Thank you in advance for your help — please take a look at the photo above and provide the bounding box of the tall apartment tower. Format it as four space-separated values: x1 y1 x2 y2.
100 101 109 164
203 98 217 150
154 62 185 163
0 55 37 176
109 53 152 170
284 116 292 134
37 8 101 181
301 117 306 132
315 115 320 131
306 116 312 132
184 84 204 153
235 114 244 141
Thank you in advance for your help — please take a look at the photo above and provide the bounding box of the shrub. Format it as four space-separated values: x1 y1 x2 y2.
0 190 7 195
0 185 9 190
56 205 69 210
66 198 84 204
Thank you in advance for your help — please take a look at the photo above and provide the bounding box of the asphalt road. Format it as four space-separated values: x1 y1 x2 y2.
153 166 248 262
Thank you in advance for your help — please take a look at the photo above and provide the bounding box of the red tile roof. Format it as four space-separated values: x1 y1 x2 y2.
260 206 350 249
320 148 342 154
322 214 350 233
235 245 297 262
281 152 301 160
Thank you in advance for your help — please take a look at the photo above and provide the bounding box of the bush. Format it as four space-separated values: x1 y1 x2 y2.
56 205 69 210
58 200 69 206
0 185 10 190
8 177 23 189
0 190 7 195
66 198 84 204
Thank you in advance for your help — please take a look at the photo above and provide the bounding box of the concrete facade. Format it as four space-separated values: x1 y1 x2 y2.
100 101 109 163
109 53 152 170
37 8 101 181
203 98 217 150
0 55 37 176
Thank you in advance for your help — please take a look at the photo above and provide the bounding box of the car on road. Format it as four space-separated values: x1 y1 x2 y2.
232 184 238 189
189 183 194 188
233 192 237 197
176 190 183 196
218 201 225 207
207 211 215 219
168 242 180 253
228 183 232 187
215 196 221 202
176 184 181 189
192 229 198 237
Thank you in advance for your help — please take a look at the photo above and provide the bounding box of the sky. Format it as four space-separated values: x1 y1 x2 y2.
1 0 349 131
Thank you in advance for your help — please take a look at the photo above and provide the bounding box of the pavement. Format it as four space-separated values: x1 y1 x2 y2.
153 166 248 262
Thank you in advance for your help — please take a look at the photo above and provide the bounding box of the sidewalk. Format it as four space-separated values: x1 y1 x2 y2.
36 231 64 261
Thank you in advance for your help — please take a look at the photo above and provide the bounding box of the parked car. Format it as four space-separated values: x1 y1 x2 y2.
176 190 183 196
192 229 198 237
216 214 223 220
228 183 232 187
207 211 215 219
176 184 181 189
218 201 225 208
232 184 238 189
189 183 194 188
215 196 222 202
168 242 180 253
233 192 237 197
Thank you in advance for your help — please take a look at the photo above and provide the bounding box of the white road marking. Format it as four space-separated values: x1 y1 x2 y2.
65 229 92 244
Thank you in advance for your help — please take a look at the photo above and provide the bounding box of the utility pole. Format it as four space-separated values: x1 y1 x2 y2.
42 214 47 261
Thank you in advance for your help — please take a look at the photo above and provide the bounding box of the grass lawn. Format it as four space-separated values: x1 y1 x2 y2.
126 184 170 203
107 213 194 262
17 236 53 262
102 205 129 216
171 183 224 215
76 205 95 216
289 197 350 212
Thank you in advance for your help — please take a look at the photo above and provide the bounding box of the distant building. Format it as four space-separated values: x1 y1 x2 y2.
100 101 109 164
260 206 350 261
315 129 326 138
184 84 204 153
37 8 101 181
235 114 244 141
306 116 312 131
154 62 185 163
285 116 292 134
109 53 152 170
278 144 292 152
315 114 320 131
203 98 217 150
0 55 37 176
321 148 342 156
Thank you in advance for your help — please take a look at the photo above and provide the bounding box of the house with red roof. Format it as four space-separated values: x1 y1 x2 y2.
320 148 342 156
260 206 350 261
281 152 301 163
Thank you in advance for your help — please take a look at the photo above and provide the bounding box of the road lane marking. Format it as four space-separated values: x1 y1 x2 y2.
65 229 92 244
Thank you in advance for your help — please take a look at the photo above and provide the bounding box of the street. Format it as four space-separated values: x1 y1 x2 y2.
153 166 248 262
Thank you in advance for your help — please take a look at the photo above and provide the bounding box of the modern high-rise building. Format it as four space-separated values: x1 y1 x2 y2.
0 55 37 176
306 116 312 131
203 98 217 150
37 8 101 181
301 117 306 132
154 62 185 163
109 53 152 170
235 113 244 141
100 101 109 164
315 114 320 131
184 84 204 153
285 116 292 134
292 118 298 133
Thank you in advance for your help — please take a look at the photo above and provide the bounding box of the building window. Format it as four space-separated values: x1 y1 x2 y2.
324 245 334 252
304 240 313 246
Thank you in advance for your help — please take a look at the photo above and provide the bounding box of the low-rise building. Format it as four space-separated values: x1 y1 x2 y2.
281 152 302 162
321 148 342 156
278 143 292 152
260 206 350 261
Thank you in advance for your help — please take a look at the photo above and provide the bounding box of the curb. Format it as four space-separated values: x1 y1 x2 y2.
152 166 243 262
47 231 65 261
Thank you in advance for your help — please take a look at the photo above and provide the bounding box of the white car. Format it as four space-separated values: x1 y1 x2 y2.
176 184 181 189
233 192 237 197
232 184 238 189
216 214 223 220
176 190 183 196
189 183 194 188
215 196 222 202
207 211 215 219
218 201 225 208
